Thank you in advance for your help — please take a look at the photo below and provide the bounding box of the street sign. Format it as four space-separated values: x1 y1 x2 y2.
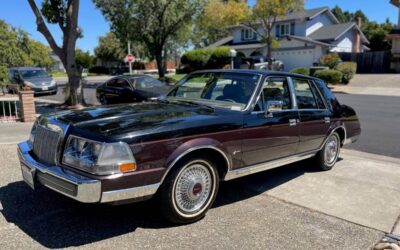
127 54 135 63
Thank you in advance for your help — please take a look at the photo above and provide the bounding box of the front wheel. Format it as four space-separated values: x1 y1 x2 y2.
313 132 341 171
160 158 219 224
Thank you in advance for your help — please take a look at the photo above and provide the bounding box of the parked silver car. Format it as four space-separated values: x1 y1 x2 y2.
7 67 58 95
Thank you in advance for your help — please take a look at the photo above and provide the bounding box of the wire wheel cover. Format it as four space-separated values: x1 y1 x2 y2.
174 163 213 214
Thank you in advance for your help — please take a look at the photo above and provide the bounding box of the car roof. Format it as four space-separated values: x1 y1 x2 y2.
191 69 321 81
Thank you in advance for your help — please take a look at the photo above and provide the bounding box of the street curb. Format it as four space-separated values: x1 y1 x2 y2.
341 149 400 166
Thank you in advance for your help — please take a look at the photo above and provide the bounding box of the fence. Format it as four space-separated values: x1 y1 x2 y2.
338 51 391 73
0 98 20 122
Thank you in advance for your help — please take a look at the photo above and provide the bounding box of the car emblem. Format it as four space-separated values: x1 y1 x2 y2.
45 123 63 133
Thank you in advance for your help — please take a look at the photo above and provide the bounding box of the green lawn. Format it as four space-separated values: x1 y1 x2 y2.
168 74 186 81
50 71 67 77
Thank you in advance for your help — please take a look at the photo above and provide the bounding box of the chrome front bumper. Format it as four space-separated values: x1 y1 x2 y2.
18 141 159 203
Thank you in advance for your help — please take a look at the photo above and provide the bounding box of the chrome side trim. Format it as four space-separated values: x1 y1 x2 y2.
101 183 160 203
160 146 231 185
224 151 317 181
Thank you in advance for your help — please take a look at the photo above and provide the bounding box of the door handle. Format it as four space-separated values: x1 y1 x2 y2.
289 119 297 126
324 117 331 124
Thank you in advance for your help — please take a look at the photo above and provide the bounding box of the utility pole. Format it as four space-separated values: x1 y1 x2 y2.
128 41 133 75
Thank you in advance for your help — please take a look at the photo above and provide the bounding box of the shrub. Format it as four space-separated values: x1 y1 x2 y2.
89 66 110 75
336 62 357 84
320 53 341 69
290 67 310 76
181 48 212 70
0 65 8 91
314 69 343 84
181 46 231 71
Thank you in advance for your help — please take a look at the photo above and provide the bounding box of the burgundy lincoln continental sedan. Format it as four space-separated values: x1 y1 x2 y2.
18 70 360 224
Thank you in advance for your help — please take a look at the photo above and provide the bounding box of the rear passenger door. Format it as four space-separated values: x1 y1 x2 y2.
292 78 331 153
105 78 132 103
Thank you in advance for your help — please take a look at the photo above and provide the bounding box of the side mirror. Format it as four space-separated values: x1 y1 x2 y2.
265 100 283 117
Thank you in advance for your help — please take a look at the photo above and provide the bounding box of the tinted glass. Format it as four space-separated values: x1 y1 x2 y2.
309 80 326 109
254 77 291 111
168 73 260 108
135 76 163 90
108 78 130 88
20 69 48 78
292 78 318 109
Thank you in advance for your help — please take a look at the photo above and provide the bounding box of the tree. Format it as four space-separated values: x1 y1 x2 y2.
245 0 304 69
26 40 54 68
94 0 204 77
27 0 83 106
194 0 250 47
75 49 94 69
94 32 125 65
331 6 395 51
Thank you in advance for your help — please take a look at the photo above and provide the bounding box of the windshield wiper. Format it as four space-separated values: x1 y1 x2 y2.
174 99 214 110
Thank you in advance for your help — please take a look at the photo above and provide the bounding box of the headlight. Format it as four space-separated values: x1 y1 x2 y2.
28 120 38 145
62 135 136 175
24 81 33 87
50 79 56 86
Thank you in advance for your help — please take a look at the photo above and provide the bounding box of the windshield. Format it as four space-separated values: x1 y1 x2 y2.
167 72 260 110
20 69 49 79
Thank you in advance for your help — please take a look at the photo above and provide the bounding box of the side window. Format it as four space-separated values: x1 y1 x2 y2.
108 78 130 88
309 80 326 109
254 77 292 111
8 70 14 80
292 78 318 110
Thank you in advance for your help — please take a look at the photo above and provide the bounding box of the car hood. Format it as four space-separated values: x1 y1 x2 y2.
51 101 238 143
24 76 53 85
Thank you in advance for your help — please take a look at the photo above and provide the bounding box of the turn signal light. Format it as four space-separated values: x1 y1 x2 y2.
119 163 136 172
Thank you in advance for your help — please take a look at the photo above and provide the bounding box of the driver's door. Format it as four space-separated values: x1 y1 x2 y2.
241 77 300 166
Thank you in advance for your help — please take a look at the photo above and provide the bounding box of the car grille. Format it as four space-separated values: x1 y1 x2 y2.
33 125 63 166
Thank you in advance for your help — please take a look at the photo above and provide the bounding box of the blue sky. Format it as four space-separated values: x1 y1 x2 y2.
0 0 398 54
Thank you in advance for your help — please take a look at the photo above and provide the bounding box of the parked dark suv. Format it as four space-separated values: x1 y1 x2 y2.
8 67 58 95
18 70 360 224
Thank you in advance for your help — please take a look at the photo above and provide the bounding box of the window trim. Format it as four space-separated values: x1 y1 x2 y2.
243 28 255 40
251 76 295 114
309 80 328 110
280 23 291 36
291 77 329 111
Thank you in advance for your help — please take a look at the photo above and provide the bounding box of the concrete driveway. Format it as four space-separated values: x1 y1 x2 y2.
331 74 400 96
0 142 399 249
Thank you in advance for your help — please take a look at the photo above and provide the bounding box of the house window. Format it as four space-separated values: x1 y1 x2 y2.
280 23 291 36
243 28 255 40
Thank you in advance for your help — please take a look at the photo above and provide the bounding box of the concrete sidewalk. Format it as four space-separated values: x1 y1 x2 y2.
330 74 400 96
243 149 400 234
0 123 32 144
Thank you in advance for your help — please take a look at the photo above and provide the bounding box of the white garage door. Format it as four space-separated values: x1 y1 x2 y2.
272 49 315 71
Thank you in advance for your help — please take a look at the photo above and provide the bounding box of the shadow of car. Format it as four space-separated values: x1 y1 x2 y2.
0 158 323 248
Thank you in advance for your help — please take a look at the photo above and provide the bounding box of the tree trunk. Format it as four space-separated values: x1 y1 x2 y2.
155 50 165 78
266 31 273 70
65 67 84 106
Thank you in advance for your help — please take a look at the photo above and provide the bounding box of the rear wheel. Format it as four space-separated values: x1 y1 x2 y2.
313 132 341 171
160 157 219 224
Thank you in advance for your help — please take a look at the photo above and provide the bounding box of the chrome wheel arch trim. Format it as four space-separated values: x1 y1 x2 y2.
158 145 231 187
323 125 347 149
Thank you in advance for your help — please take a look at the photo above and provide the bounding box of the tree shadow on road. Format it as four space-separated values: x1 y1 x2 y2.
0 158 325 248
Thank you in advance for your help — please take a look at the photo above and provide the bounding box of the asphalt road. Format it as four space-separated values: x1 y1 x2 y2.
37 83 400 158
337 93 400 158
